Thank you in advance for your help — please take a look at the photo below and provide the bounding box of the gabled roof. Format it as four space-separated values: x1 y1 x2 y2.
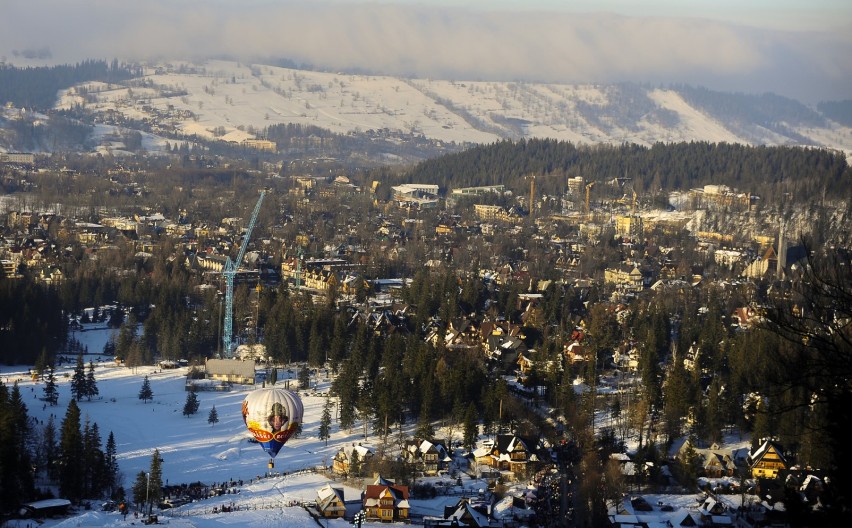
363 480 410 509
316 484 346 513
748 439 787 466
447 501 491 527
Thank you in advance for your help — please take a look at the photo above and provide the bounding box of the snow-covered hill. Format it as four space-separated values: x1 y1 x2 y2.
54 59 852 160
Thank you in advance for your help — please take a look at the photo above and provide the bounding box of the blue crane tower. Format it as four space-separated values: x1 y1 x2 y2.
222 190 265 358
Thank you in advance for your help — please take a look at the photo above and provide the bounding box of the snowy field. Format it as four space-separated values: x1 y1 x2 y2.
0 324 502 527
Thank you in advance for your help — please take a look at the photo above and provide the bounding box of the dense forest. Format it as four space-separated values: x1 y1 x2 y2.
0 60 140 110
398 139 851 205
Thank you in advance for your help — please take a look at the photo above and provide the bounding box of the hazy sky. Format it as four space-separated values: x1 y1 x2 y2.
3 0 851 104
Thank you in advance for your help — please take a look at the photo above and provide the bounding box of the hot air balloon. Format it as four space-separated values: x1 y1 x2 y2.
242 387 303 468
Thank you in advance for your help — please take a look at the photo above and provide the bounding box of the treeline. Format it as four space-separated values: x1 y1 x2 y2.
397 139 851 204
0 384 120 512
0 59 139 110
672 84 827 128
0 280 67 365
817 100 852 127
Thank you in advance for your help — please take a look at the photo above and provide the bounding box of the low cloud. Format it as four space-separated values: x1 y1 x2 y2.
3 1 850 103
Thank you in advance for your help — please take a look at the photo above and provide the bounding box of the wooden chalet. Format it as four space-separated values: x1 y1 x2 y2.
403 439 451 476
484 434 543 478
748 439 789 480
316 484 347 519
332 444 374 476
362 475 410 523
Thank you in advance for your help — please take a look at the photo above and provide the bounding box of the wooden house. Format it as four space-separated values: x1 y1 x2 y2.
332 444 374 476
316 484 346 518
403 439 451 476
748 439 789 480
484 434 543 478
362 475 410 523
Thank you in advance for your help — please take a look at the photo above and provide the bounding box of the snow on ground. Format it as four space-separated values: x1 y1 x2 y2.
50 59 852 160
2 322 755 527
0 323 501 527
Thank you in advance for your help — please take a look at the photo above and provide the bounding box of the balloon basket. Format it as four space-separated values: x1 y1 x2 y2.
268 460 274 469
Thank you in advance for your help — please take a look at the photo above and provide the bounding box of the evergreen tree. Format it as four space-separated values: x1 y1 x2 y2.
70 354 87 401
415 413 435 441
268 367 277 386
183 389 200 416
104 431 119 499
207 405 219 426
138 375 153 403
332 358 359 431
40 414 59 481
85 361 99 401
82 419 105 497
0 382 35 512
462 402 478 453
131 471 148 511
349 448 361 477
319 396 332 446
298 363 311 390
662 358 690 444
43 364 59 405
34 348 50 379
59 399 85 501
145 449 164 514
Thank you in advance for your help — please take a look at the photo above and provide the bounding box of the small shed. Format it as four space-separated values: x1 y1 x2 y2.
20 498 72 518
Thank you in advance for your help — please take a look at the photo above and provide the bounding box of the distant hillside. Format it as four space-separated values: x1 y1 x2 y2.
0 59 139 109
399 139 851 205
2 59 851 162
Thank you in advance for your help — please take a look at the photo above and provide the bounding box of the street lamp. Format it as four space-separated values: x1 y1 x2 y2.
145 472 151 516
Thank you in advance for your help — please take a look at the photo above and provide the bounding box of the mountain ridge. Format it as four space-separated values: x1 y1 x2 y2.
4 59 852 162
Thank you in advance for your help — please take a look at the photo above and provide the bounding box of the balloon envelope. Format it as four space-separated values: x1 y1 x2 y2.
242 388 303 459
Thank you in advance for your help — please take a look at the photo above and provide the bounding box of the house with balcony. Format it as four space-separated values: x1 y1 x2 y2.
332 444 374 476
748 439 789 480
403 439 451 476
362 475 409 523
315 484 347 519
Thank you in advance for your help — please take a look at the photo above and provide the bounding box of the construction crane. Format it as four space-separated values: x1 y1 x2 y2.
222 190 266 358
585 181 595 217
528 174 536 221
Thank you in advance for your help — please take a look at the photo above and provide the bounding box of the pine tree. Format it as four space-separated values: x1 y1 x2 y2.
268 367 278 386
85 361 99 401
138 375 153 403
349 448 361 477
40 414 59 480
132 471 148 511
43 364 59 405
146 449 164 514
462 402 478 453
82 419 105 497
183 389 200 416
207 405 219 426
0 382 35 512
104 431 119 499
319 396 332 446
34 348 50 379
298 363 311 390
70 354 87 401
59 399 85 501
